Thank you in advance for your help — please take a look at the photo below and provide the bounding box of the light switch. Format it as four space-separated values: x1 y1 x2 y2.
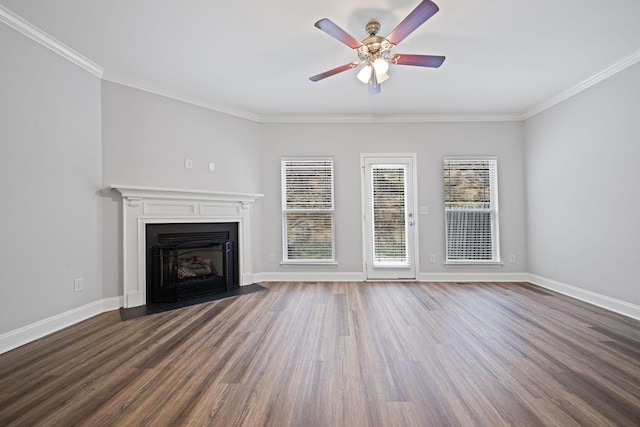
209 162 215 172
419 206 429 215
185 158 193 169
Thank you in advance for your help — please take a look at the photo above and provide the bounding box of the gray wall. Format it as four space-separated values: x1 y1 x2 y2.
524 63 640 306
100 81 263 298
259 121 528 276
0 24 102 334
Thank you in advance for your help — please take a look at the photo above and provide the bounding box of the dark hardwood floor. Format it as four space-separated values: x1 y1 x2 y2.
0 282 639 426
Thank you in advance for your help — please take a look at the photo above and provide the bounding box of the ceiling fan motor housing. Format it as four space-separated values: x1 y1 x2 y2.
359 19 394 63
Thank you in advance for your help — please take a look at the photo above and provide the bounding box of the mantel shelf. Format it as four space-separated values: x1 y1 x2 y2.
110 185 263 204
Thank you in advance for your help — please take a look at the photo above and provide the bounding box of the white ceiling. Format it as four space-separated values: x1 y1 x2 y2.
2 0 640 121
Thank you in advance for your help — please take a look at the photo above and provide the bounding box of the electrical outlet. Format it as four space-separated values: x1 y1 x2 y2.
509 254 516 264
73 278 84 292
268 254 276 263
429 254 436 263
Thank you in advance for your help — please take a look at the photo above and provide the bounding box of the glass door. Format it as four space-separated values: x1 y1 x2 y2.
362 155 417 280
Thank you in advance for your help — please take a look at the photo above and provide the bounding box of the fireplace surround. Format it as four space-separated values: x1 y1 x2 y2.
111 185 262 308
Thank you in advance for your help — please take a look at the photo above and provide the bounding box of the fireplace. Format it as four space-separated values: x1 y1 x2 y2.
111 185 262 308
146 223 239 303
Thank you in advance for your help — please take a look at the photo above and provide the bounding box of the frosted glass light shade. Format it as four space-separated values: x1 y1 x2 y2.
357 65 372 84
357 64 390 85
373 58 389 74
377 72 389 83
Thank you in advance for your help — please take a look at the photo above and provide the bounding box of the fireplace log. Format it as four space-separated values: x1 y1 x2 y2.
176 256 216 278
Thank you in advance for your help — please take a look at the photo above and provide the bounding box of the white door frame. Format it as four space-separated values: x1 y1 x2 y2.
360 153 420 280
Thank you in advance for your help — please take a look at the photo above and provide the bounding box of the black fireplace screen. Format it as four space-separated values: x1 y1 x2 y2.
147 228 236 303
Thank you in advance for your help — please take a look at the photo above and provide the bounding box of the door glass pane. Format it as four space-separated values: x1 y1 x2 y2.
371 165 408 265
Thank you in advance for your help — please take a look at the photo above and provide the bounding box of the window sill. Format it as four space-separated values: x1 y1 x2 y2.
280 261 338 268
445 261 504 267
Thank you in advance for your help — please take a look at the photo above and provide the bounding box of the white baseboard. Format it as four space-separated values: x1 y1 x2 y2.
102 296 124 312
417 272 531 282
527 274 640 321
0 296 123 355
255 271 530 283
254 272 366 282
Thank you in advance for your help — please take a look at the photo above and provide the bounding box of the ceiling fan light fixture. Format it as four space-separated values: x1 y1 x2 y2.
357 65 372 84
377 72 389 84
357 63 390 85
373 58 389 74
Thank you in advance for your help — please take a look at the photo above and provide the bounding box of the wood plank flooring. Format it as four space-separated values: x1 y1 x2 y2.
0 281 639 426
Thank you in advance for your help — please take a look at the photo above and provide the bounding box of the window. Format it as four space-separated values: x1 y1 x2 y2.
444 157 500 264
281 158 335 263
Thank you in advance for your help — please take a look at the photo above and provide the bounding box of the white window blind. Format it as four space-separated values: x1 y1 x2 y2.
372 165 408 265
444 158 500 263
281 158 335 263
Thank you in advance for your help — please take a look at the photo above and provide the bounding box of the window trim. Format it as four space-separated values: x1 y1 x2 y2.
443 156 501 265
281 157 336 265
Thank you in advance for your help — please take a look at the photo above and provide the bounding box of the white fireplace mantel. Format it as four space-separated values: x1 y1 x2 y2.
111 185 263 308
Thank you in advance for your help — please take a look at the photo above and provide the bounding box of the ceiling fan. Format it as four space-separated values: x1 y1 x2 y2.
309 0 445 95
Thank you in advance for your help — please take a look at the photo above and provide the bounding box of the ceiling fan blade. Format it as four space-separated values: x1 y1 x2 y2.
385 0 439 46
314 18 363 49
390 54 445 68
309 62 359 82
368 69 381 96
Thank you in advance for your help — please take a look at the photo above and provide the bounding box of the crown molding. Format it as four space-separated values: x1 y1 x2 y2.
102 71 261 122
258 113 523 124
523 48 640 120
0 5 103 78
